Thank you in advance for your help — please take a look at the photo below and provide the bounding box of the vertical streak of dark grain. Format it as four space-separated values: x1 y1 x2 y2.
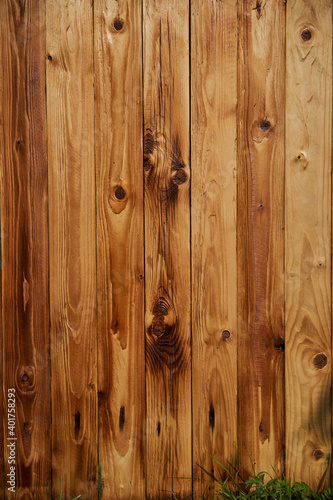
0 0 51 497
237 0 285 479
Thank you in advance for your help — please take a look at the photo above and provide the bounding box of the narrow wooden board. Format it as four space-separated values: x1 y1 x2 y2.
46 1 98 497
94 1 145 498
0 0 51 497
285 0 332 488
237 0 285 478
143 1 191 498
191 0 238 497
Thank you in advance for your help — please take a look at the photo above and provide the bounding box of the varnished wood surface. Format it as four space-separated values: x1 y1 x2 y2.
0 0 332 498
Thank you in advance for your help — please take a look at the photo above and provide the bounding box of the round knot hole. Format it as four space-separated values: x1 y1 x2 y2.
260 120 271 132
222 330 230 339
115 186 126 200
113 19 124 31
47 55 53 61
313 353 327 369
22 373 29 384
301 29 312 41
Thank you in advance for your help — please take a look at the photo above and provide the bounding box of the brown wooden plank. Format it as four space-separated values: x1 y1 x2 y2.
237 0 285 479
191 0 238 497
0 0 50 497
143 0 191 498
285 0 332 488
46 0 98 497
94 1 145 498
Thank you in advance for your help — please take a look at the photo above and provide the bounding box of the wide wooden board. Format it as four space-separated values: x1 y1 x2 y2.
94 0 145 498
191 0 238 497
285 0 332 487
143 0 191 497
46 0 98 497
0 0 50 497
237 0 285 479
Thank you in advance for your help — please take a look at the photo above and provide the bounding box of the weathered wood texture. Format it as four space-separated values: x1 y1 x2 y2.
143 0 191 498
237 0 286 479
191 1 238 498
285 0 332 486
46 0 97 497
0 1 51 498
0 0 333 498
94 0 145 498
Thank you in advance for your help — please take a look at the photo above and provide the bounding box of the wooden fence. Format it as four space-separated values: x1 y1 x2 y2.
0 0 332 498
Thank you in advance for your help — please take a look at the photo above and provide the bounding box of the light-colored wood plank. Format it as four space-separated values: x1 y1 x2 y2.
191 0 237 497
285 0 332 488
46 1 97 497
0 1 50 497
143 1 191 498
94 1 145 498
237 0 285 479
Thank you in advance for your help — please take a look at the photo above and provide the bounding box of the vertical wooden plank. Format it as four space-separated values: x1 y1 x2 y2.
46 1 97 497
143 1 191 498
237 0 285 478
285 0 332 487
0 0 51 497
191 1 237 498
94 1 145 498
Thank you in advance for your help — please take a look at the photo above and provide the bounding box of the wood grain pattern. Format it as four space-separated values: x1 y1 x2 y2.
94 0 145 498
191 1 238 497
143 1 191 498
285 0 332 487
237 0 285 479
46 0 97 497
0 0 51 497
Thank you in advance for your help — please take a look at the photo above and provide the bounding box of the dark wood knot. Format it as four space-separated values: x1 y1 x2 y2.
222 330 230 339
301 29 311 41
115 186 126 200
313 449 324 460
313 353 327 369
113 19 124 31
260 120 271 131
172 168 187 185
